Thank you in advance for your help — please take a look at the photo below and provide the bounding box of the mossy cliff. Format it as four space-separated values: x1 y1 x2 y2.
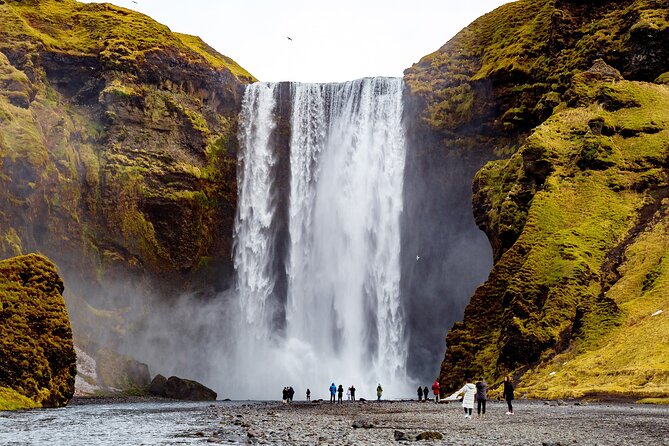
0 254 76 410
0 0 254 338
405 0 669 399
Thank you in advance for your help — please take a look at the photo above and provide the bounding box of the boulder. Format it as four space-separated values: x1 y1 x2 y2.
149 374 217 401
149 374 167 396
351 418 375 429
0 254 76 409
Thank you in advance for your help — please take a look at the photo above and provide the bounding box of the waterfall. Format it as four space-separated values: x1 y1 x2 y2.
232 78 410 399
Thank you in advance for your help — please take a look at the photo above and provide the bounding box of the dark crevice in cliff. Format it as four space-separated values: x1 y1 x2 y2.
600 183 669 295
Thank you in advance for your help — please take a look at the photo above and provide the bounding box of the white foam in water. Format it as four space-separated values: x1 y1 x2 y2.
231 78 411 400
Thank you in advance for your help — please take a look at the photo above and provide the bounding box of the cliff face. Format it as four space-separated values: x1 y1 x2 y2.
0 254 76 409
0 0 254 327
405 0 669 398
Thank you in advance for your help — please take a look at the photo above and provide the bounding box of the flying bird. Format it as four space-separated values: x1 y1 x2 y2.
416 255 420 261
287 36 293 41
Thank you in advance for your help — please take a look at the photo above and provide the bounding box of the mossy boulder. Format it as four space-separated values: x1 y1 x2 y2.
0 253 76 409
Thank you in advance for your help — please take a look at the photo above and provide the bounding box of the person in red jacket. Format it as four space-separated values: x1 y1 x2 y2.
431 380 441 403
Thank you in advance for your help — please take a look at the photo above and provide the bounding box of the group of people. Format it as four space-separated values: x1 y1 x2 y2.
415 382 441 402
282 386 295 403
328 383 358 403
286 376 516 417
447 376 515 418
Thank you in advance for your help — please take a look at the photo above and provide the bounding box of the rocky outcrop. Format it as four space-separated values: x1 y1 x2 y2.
404 0 669 398
0 0 254 359
149 374 217 400
0 254 76 409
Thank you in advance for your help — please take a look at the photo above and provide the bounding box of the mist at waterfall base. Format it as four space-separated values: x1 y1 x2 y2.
100 77 492 401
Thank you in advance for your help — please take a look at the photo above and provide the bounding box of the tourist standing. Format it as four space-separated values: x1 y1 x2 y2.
288 386 294 403
346 387 351 401
376 383 383 401
282 387 288 404
503 376 515 415
449 377 476 418
431 380 441 403
337 384 344 403
475 378 487 418
306 388 311 401
329 382 336 403
417 386 423 401
350 385 356 401
422 386 429 401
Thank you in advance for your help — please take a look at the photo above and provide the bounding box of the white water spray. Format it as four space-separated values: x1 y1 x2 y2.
232 78 410 400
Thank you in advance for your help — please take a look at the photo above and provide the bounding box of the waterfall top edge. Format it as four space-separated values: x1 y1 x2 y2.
246 76 404 88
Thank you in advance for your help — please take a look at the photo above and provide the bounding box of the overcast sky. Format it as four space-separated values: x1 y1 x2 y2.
82 0 511 82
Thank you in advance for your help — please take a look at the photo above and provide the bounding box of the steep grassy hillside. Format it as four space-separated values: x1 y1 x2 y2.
404 0 669 399
0 0 255 346
0 254 76 409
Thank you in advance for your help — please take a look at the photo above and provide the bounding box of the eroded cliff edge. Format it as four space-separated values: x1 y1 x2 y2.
0 0 254 341
405 0 669 398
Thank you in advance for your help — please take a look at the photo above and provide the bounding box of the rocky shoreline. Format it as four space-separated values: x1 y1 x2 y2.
200 399 669 445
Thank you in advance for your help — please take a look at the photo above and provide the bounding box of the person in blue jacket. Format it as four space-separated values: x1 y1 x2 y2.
329 382 337 403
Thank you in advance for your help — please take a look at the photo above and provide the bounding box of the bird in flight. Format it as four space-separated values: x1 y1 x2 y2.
287 36 293 41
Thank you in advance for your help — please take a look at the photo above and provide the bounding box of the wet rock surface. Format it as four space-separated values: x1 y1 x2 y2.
207 400 669 445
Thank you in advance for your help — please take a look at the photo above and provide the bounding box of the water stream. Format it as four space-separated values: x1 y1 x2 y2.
230 78 410 398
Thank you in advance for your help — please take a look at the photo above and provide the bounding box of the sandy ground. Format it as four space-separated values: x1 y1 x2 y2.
204 399 669 445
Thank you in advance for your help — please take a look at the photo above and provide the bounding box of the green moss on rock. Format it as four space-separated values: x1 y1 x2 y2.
0 253 76 409
438 72 669 398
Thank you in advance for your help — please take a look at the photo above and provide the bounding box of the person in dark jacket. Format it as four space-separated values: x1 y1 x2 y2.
349 385 356 401
417 386 423 401
288 386 294 403
475 378 487 417
337 384 344 403
282 387 288 404
422 386 429 401
329 382 337 403
503 376 514 415
306 388 311 401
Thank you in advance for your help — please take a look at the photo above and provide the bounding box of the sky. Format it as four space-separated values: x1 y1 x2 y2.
82 0 511 82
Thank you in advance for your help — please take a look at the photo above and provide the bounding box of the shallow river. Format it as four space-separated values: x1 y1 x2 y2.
0 400 241 445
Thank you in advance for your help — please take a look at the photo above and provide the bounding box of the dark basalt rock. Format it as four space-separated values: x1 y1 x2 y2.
149 374 216 401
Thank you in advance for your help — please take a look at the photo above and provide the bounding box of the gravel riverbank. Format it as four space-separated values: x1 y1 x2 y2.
206 399 669 445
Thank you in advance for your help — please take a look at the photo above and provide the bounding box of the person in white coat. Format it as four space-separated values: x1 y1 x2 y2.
448 377 477 418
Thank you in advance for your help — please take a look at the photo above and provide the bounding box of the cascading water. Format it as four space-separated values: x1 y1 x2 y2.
232 78 410 399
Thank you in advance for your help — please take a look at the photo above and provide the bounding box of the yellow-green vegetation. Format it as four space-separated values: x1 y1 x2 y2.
0 387 40 411
405 0 668 135
439 70 669 400
0 254 76 409
176 33 255 81
0 0 254 83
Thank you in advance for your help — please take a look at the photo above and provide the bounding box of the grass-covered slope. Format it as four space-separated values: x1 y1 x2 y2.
1 0 253 82
0 254 76 410
0 0 254 313
405 0 668 138
439 67 669 399
404 0 669 399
